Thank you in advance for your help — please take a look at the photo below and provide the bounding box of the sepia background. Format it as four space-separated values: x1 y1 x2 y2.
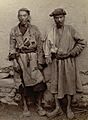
0 0 88 77
0 1 88 120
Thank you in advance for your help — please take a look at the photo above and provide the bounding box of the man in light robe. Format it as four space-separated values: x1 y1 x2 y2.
44 8 86 119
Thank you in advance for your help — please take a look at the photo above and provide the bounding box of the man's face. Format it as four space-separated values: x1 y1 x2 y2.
18 11 29 25
54 15 65 28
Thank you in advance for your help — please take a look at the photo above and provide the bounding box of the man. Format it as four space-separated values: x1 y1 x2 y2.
44 8 85 119
9 8 46 116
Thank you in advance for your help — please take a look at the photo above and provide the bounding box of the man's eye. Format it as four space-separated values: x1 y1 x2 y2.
19 15 22 17
19 15 27 17
23 15 27 17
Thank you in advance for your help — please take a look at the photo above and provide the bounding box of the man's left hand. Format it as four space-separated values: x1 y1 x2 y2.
38 64 44 70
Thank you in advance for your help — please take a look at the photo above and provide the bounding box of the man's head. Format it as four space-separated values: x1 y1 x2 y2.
50 8 66 28
18 8 30 25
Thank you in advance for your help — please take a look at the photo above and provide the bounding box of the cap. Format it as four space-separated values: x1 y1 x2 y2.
49 8 66 17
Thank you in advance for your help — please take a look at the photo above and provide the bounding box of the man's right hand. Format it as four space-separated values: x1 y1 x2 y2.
9 53 16 61
45 56 52 64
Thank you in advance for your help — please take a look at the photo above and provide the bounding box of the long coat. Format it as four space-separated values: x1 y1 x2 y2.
9 24 44 87
44 25 85 99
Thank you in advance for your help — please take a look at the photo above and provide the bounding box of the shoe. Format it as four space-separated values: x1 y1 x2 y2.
67 109 75 119
38 109 46 116
46 107 63 118
22 111 31 117
37 107 46 116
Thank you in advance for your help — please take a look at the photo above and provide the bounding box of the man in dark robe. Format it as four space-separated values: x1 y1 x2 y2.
9 8 46 116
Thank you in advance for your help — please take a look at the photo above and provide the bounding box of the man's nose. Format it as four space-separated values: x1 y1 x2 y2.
21 16 25 20
58 18 61 21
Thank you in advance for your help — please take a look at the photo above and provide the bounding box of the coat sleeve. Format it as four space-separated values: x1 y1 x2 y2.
9 28 16 55
34 26 45 65
9 28 17 60
43 29 56 58
69 26 86 57
43 35 51 58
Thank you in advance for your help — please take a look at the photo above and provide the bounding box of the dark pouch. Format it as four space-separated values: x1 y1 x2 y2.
51 53 56 60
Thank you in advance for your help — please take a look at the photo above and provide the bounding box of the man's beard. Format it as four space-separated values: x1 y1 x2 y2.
20 21 27 25
56 23 63 28
20 20 30 27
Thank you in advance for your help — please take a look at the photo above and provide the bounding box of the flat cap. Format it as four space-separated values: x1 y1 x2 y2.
49 8 66 17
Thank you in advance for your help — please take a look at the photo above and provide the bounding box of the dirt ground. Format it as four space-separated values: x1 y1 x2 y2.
0 103 88 120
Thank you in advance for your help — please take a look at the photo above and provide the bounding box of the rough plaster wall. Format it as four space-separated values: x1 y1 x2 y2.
0 0 88 72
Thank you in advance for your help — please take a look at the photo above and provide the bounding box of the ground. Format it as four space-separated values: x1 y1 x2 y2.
0 103 88 120
0 66 88 120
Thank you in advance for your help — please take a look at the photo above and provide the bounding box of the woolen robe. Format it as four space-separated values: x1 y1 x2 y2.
44 25 85 99
9 24 44 87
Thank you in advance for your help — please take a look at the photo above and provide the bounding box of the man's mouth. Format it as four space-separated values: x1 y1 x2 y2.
21 21 26 24
58 22 62 25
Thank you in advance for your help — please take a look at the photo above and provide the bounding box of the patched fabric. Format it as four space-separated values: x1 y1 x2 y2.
9 24 44 87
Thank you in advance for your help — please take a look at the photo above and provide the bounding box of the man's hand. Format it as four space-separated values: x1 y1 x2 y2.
45 56 52 64
38 64 44 70
9 53 19 61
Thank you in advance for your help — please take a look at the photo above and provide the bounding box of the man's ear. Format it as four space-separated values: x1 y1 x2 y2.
28 16 31 23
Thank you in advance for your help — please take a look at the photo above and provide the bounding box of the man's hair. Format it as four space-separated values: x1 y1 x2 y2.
18 8 30 16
